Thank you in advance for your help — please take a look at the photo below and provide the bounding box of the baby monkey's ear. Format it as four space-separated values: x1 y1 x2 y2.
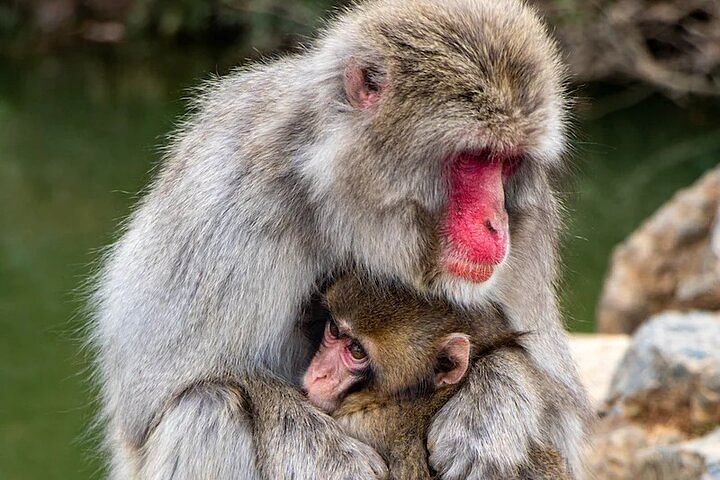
434 334 471 387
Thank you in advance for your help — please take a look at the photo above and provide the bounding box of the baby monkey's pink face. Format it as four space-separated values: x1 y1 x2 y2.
302 319 371 413
302 316 471 414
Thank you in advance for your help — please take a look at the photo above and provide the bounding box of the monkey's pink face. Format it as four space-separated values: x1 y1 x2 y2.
302 321 369 413
344 60 522 285
441 151 516 283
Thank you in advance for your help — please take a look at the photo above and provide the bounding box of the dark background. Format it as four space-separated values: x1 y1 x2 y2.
1 1 719 478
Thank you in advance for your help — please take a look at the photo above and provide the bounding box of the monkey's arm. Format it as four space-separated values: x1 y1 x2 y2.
428 202 591 480
140 375 387 480
427 347 585 480
244 373 388 480
520 444 573 480
139 381 261 479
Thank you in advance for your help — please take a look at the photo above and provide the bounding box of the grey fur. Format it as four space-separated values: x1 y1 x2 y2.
90 0 591 478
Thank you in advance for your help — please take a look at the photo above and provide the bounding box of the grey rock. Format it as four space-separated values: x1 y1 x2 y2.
637 428 720 480
605 311 720 432
586 420 686 480
569 334 630 410
597 167 720 334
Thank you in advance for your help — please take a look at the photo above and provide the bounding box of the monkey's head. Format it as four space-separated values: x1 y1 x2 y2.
312 0 568 302
302 276 472 413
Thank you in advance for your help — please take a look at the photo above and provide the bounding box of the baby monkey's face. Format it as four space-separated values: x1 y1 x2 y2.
302 316 372 413
302 278 472 413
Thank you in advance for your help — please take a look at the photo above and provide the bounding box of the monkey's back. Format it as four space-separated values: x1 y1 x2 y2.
333 387 458 480
92 53 340 444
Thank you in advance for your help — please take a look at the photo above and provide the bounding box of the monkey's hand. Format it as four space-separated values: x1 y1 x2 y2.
427 350 542 479
246 374 388 480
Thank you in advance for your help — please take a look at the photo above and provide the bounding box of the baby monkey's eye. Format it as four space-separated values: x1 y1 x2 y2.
328 320 340 338
348 341 367 360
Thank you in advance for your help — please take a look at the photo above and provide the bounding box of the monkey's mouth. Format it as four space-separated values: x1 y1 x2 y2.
304 390 338 414
444 258 495 283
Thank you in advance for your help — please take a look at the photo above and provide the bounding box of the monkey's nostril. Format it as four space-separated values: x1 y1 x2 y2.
485 220 497 234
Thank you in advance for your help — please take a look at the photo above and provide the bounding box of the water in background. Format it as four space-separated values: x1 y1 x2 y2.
1 51 719 479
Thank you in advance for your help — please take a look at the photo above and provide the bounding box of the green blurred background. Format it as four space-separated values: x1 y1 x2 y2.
1 1 719 478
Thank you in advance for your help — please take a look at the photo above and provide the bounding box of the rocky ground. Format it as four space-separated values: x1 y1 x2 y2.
597 167 720 334
570 166 720 479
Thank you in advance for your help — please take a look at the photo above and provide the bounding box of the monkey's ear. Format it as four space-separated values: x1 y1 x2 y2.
344 58 384 109
434 334 471 387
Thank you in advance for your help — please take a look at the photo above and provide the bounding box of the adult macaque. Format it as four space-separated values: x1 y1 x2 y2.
303 275 573 480
92 0 591 478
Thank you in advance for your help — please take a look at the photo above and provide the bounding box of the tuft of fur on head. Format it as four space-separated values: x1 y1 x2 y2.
318 0 570 170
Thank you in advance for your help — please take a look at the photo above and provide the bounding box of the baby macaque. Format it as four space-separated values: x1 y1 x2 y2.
302 275 571 480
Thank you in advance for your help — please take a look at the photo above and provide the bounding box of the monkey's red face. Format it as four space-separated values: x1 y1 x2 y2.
442 151 515 283
343 61 530 287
